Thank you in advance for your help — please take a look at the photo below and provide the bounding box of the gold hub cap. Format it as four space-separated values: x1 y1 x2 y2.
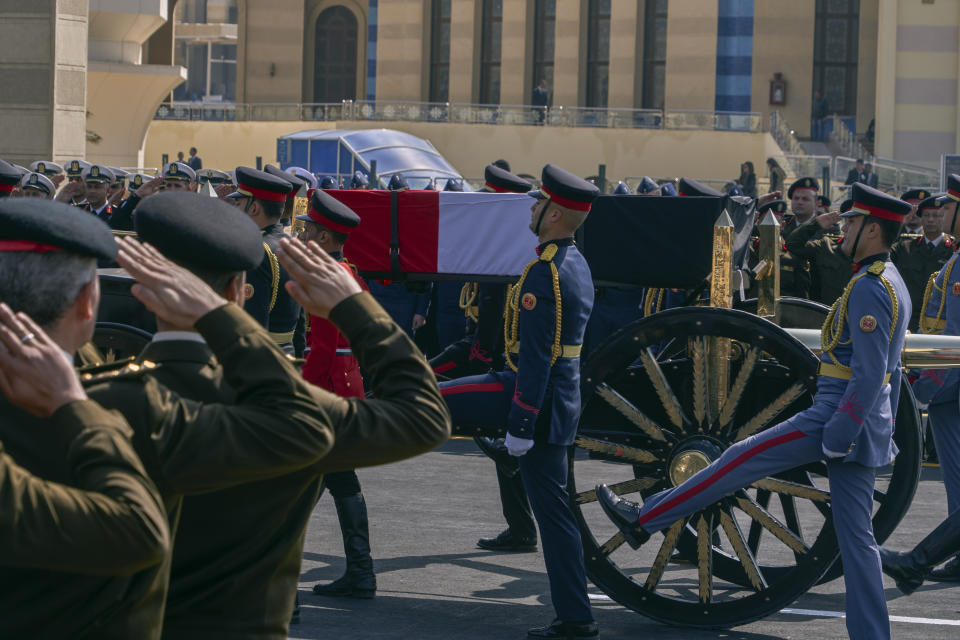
669 450 713 486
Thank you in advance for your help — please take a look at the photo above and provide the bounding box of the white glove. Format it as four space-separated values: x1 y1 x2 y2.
505 433 534 457
822 443 847 459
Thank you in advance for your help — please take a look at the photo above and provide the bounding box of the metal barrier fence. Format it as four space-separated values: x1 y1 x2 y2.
154 100 765 133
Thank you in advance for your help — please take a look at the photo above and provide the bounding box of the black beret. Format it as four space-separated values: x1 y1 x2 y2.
483 165 532 193
443 178 464 192
163 162 197 182
938 174 960 205
636 176 659 194
29 161 64 177
918 195 941 213
134 192 263 272
901 188 932 203
0 199 116 259
817 195 831 207
228 166 293 202
840 183 912 221
787 177 819 199
613 181 631 195
299 189 361 234
678 177 723 197
265 164 304 198
840 199 854 213
197 169 233 185
0 158 20 194
65 159 90 178
758 200 788 215
82 165 115 184
528 164 599 211
388 174 409 191
319 176 339 189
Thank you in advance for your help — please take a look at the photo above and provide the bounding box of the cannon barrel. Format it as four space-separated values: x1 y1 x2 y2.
785 328 960 369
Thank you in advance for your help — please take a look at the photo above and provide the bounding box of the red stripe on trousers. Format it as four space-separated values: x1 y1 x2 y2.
637 429 808 527
440 382 504 396
433 361 456 374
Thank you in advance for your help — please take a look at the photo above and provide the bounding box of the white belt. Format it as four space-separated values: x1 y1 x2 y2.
335 348 353 356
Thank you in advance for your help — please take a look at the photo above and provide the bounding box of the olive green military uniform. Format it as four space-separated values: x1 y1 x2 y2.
748 238 810 299
784 220 852 306
153 293 449 640
892 233 955 331
0 401 168 574
0 304 335 639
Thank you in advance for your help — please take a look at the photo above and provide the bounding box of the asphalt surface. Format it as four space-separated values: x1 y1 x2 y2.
293 438 959 639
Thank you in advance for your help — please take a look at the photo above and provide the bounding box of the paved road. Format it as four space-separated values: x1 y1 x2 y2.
293 439 959 639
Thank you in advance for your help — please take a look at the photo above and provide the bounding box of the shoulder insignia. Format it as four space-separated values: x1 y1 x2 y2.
859 315 877 333
539 243 558 262
953 282 960 297
244 282 255 300
521 292 537 311
76 355 137 376
79 359 159 386
867 261 885 275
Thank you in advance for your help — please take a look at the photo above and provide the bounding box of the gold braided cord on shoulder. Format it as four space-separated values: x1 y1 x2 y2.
262 241 280 312
502 244 563 373
643 288 665 317
459 282 479 321
876 273 899 342
549 261 563 365
821 265 900 363
921 258 955 335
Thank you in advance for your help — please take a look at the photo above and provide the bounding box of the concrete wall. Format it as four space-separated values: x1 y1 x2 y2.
145 118 781 185
663 0 718 111
237 0 304 103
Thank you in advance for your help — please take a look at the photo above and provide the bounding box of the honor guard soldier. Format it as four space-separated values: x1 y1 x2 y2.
612 181 631 195
320 175 339 189
108 168 128 207
0 159 21 198
902 173 960 584
28 160 64 182
635 176 660 194
295 191 379 603
57 159 91 205
783 201 853 305
79 165 116 222
599 182 913 640
892 195 953 331
350 171 369 190
162 161 197 192
387 173 409 191
227 166 304 354
265 163 309 229
196 168 232 187
286 165 319 189
108 172 164 232
19 172 56 200
782 177 820 239
441 165 599 639
817 194 832 214
444 177 464 191
900 188 932 236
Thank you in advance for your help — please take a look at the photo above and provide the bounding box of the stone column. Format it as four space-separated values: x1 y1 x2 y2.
499 0 527 105
608 0 640 109
663 0 717 111
373 0 422 102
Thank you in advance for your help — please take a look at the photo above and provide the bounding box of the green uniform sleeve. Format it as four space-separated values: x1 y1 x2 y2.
0 400 169 575
783 220 825 259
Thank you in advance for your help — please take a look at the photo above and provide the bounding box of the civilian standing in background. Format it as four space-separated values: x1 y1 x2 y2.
532 79 549 125
737 161 757 199
864 163 879 188
766 157 786 195
188 147 203 171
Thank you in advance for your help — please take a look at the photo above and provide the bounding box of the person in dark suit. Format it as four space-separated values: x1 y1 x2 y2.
846 159 865 185
187 147 202 171
864 163 879 188
532 79 549 124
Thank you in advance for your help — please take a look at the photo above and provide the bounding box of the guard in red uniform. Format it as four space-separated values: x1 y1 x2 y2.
296 190 378 602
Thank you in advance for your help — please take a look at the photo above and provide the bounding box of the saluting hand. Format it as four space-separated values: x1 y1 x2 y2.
116 237 228 328
135 176 163 200
0 304 87 417
276 237 362 318
816 210 841 230
757 191 782 208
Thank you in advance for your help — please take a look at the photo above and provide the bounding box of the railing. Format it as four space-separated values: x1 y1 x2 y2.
154 100 765 133
769 111 804 156
833 155 939 196
829 115 866 160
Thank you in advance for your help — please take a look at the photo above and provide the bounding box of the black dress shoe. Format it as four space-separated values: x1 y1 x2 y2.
527 619 599 638
474 436 520 478
879 547 925 595
596 484 650 550
477 529 537 552
929 555 960 582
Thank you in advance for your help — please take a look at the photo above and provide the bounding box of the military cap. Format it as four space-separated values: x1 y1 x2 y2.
613 181 631 195
13 165 29 178
787 177 819 199
840 199 854 213
128 173 153 191
196 169 232 185
937 174 960 205
298 189 361 236
443 178 464 192
0 159 20 195
350 171 369 189
635 176 659 194
678 177 723 197
82 165 115 184
264 164 301 198
227 166 292 202
110 168 128 187
758 200 788 215
527 164 600 212
388 174 409 191
162 161 197 183
29 160 64 177
901 188 932 204
135 192 263 273
839 182 912 221
917 195 941 213
319 175 339 189
65 159 90 179
285 166 318 190
660 182 678 197
20 172 56 196
0 198 116 260
483 165 532 193
817 195 831 208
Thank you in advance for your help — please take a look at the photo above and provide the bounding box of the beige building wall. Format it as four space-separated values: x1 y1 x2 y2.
237 0 304 104
499 0 527 105
857 0 879 136
448 0 476 102
663 0 717 111
551 0 582 106
751 1 815 137
373 0 422 102
0 0 88 164
608 0 640 109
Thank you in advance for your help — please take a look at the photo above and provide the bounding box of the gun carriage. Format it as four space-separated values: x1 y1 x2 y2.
93 189 955 629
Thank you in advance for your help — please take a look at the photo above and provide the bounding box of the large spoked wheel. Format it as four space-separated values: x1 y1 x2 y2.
571 307 839 629
75 322 153 368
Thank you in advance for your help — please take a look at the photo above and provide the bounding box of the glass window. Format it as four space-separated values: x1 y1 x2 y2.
642 0 668 110
173 41 209 101
479 0 503 104
585 0 611 108
813 0 859 116
532 0 555 102
429 0 451 102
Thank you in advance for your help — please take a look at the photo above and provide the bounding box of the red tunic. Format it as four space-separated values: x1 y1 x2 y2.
302 260 368 398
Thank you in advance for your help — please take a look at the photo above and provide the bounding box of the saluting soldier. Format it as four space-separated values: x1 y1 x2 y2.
892 195 953 331
781 177 820 239
108 168 128 207
0 159 21 198
598 182 913 640
227 166 303 354
899 188 932 237
109 172 164 231
78 164 116 222
783 201 853 306
160 161 198 192
18 172 56 200
440 165 599 639
125 192 448 638
55 159 91 206
28 160 64 182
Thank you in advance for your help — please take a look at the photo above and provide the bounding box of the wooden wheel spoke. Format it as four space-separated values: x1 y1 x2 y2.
735 493 809 555
718 347 760 428
576 477 657 504
644 519 686 591
696 514 713 603
719 507 767 592
874 487 887 504
574 436 658 464
691 337 710 426
599 532 626 556
639 348 688 430
734 382 806 441
595 383 670 443
753 478 830 503
779 494 804 541
746 489 772 554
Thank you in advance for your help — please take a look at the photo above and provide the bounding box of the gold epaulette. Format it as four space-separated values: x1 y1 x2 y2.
867 261 885 276
459 282 479 321
822 263 899 357
920 257 957 334
503 242 563 372
262 241 280 312
79 359 159 386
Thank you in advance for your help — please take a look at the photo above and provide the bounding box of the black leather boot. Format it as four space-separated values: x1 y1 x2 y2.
474 436 520 478
313 494 376 599
880 509 960 595
596 484 650 549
